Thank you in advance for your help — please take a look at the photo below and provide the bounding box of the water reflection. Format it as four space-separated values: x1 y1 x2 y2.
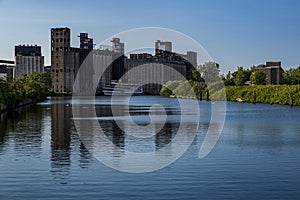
50 97 72 183
0 106 43 157
95 104 185 153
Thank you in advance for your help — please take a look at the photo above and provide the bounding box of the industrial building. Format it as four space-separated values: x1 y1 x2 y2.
50 27 93 93
124 40 197 94
50 28 197 95
14 45 44 79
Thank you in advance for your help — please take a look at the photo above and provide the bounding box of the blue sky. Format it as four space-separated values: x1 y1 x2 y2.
1 0 300 72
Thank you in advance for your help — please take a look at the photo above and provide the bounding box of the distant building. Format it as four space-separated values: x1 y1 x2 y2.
255 61 284 84
50 29 197 95
155 40 172 54
0 60 14 81
0 65 7 80
50 27 93 93
124 40 197 94
14 45 44 79
44 65 51 73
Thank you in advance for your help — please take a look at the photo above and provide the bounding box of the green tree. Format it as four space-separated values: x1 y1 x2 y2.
223 71 235 86
190 67 204 82
234 66 248 86
281 66 300 85
26 72 52 100
250 71 266 85
198 62 221 83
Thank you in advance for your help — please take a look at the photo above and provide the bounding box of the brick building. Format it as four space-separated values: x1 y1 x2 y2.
50 27 93 93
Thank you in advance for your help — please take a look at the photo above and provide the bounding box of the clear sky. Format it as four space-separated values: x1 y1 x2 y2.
1 0 300 72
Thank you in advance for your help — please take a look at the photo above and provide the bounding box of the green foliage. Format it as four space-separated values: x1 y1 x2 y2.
281 66 300 85
0 72 52 111
234 66 249 86
160 80 183 96
225 85 300 105
198 62 221 83
223 71 235 86
190 67 204 82
250 71 266 85
160 80 300 106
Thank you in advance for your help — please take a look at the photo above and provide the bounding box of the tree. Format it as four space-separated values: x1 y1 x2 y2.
250 71 266 85
198 62 221 83
26 72 52 100
223 71 235 86
1 72 52 110
190 67 204 82
234 66 248 86
281 66 300 85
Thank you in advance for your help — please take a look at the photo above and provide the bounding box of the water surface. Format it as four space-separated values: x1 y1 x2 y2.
0 96 300 199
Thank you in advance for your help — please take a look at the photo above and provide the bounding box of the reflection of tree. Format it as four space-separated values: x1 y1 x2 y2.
0 112 9 148
0 106 43 157
50 97 71 183
79 142 92 169
155 122 179 150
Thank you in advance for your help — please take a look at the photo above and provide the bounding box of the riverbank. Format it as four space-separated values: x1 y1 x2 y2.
223 85 300 106
160 81 300 106
0 72 52 112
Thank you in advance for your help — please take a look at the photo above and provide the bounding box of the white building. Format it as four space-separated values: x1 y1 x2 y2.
14 45 44 79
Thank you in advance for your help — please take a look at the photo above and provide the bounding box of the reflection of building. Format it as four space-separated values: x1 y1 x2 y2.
50 27 93 93
255 61 284 84
50 97 72 181
51 98 72 150
14 45 44 79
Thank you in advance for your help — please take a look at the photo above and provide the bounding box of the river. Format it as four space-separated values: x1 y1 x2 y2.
0 96 300 199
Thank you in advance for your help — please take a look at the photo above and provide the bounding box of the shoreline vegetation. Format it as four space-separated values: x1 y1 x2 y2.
160 81 300 106
160 62 300 106
0 72 52 113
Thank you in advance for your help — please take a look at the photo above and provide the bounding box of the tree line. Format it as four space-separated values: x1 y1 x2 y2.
223 65 300 86
0 72 52 111
160 62 300 106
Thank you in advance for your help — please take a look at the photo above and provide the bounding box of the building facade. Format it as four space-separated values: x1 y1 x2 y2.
124 40 197 94
51 28 93 93
14 45 44 79
255 61 284 84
